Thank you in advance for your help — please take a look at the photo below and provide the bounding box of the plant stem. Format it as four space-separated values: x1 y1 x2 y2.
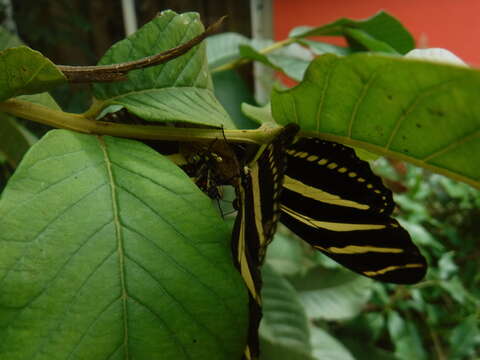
0 98 281 145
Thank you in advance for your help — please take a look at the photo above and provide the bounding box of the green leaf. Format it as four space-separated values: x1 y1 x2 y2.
449 315 479 359
310 326 355 360
0 115 37 167
344 28 397 54
15 93 61 110
0 46 66 101
439 276 470 305
342 338 398 360
93 10 233 128
290 266 373 320
212 70 257 129
299 40 352 56
260 264 312 360
239 44 282 71
242 103 273 126
289 11 414 54
266 232 305 276
0 27 23 49
387 311 427 360
239 43 312 82
0 27 61 109
272 53 480 189
207 32 250 69
0 130 247 359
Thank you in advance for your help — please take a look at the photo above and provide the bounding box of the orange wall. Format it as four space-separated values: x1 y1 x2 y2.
274 0 480 66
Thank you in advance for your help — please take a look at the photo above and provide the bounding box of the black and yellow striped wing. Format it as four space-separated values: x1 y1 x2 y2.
232 124 299 359
281 138 427 284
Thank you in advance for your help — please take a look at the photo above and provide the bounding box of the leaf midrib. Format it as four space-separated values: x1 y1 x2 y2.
98 136 129 359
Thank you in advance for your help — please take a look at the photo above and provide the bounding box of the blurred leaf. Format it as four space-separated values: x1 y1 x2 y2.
310 326 355 360
394 194 430 223
266 232 305 276
272 53 480 189
212 70 257 129
269 53 310 81
0 130 247 359
0 46 66 101
289 11 414 54
15 93 61 110
0 114 37 167
242 103 273 126
343 338 398 360
438 251 458 279
239 44 281 71
238 43 312 82
261 264 313 360
0 27 23 49
344 28 397 54
398 219 444 250
449 315 479 359
387 311 427 360
299 40 352 56
207 32 249 69
439 276 470 305
291 267 373 320
93 10 233 128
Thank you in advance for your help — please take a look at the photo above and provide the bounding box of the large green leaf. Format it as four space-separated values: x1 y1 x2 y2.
0 46 66 102
290 267 372 321
260 264 312 360
289 11 414 54
0 130 247 359
272 54 480 189
93 10 233 128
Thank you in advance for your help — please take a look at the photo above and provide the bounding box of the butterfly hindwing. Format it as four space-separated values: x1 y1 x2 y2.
281 138 427 284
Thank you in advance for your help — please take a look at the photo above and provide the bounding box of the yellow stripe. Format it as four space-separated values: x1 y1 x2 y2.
363 264 425 276
284 176 370 210
249 163 267 250
237 186 261 304
281 205 385 231
315 245 404 254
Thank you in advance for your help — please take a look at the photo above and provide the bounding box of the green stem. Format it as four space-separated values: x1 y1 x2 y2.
212 38 296 73
0 98 281 145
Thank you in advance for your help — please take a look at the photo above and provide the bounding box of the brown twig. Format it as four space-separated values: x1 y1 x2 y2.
57 16 226 83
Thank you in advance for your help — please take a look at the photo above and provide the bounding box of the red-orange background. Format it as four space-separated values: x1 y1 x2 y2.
274 0 480 66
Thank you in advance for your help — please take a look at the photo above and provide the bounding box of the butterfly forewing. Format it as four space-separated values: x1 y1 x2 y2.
281 138 427 284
